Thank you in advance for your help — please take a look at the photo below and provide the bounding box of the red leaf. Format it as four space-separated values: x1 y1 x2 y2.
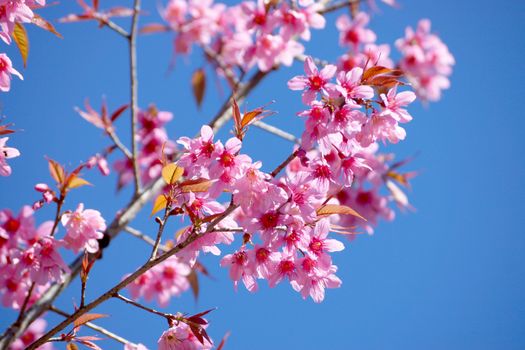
231 99 242 139
110 104 129 122
216 332 231 350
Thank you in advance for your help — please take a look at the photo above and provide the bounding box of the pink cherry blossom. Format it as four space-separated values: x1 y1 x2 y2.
61 203 106 253
0 136 20 176
288 56 337 105
336 12 376 50
158 323 213 350
0 53 23 91
9 318 52 350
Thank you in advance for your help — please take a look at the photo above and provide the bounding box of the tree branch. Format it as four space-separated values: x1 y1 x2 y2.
129 0 142 196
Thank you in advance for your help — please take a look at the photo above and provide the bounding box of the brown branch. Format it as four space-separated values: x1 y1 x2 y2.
150 204 171 260
270 149 300 178
27 204 239 349
113 293 174 321
124 226 170 252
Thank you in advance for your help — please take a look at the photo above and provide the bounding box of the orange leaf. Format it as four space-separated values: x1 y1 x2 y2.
161 163 184 185
32 14 63 38
180 178 213 193
67 176 92 189
151 194 168 216
73 313 108 329
362 66 392 82
66 343 79 350
241 108 263 129
317 204 366 221
140 23 171 34
13 23 29 68
191 68 206 108
48 159 65 184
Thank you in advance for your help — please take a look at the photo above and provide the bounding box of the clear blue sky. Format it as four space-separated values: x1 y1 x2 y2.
1 0 524 349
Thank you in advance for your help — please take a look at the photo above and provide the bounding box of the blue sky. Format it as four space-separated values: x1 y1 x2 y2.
1 0 524 349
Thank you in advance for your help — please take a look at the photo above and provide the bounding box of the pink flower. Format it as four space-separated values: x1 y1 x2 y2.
158 323 213 350
379 86 416 123
220 249 257 292
61 203 106 253
0 53 23 91
333 67 374 101
30 236 70 285
336 12 376 50
0 2 34 44
0 136 20 176
10 318 52 350
288 56 337 105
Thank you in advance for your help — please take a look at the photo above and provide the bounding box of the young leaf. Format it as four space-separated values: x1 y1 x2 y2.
217 332 231 350
66 343 79 350
151 194 168 216
180 178 213 193
13 23 29 68
161 163 184 185
73 313 108 329
67 176 92 189
191 68 206 108
317 204 366 221
231 99 242 139
240 108 263 129
48 159 65 184
110 104 129 122
32 14 63 38
187 269 199 300
140 23 170 34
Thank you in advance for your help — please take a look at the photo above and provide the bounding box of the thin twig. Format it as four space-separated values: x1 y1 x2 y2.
113 294 174 321
102 19 130 38
49 306 131 345
124 226 170 252
252 121 300 144
107 129 132 160
129 0 142 196
270 149 300 178
26 203 239 349
150 205 171 260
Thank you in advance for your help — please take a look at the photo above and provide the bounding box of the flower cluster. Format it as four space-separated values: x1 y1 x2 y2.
0 0 47 92
158 322 212 350
127 257 191 307
0 203 105 310
162 0 325 72
396 19 455 101
114 105 176 188
131 54 419 305
336 11 393 72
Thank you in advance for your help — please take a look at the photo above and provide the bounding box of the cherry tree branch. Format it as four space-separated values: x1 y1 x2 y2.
27 203 239 349
49 306 132 345
252 120 300 144
124 225 170 252
129 0 142 196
